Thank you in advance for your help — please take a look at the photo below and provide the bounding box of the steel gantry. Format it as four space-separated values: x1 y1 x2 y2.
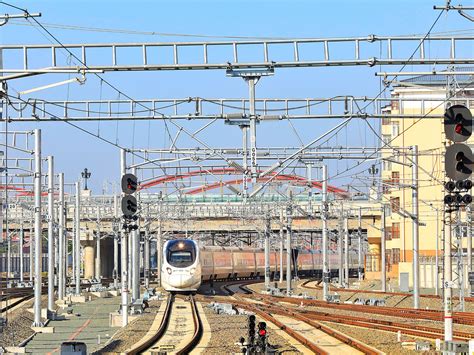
1 35 474 79
6 96 474 122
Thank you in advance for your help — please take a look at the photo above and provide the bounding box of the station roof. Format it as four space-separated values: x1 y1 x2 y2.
399 66 474 87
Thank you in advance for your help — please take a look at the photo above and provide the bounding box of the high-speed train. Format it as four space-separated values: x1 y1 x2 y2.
162 239 361 292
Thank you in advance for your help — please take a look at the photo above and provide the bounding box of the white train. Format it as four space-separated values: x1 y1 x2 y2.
161 239 202 292
161 239 361 293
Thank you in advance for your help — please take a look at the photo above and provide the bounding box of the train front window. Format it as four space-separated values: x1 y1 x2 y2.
166 240 196 267
170 251 192 265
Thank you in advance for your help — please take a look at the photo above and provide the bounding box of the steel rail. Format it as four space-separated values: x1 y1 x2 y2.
126 293 174 355
301 279 474 302
176 295 203 355
249 293 474 325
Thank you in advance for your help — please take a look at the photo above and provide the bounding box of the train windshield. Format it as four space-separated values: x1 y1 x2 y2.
166 240 196 268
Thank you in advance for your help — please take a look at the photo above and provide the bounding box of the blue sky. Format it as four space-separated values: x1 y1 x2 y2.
1 0 472 194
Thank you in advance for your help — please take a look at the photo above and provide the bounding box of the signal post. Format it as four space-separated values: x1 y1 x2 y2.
443 105 472 342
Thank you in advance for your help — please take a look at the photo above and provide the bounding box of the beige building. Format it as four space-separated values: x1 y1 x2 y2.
380 71 473 288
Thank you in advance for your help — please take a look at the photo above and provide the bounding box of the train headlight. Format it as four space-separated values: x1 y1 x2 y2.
166 267 172 275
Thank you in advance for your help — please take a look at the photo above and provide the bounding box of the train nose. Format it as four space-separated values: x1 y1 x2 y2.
168 271 196 288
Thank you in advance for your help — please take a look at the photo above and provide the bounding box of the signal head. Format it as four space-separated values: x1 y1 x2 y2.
444 195 455 205
462 194 472 205
445 181 456 192
454 193 463 204
444 105 472 143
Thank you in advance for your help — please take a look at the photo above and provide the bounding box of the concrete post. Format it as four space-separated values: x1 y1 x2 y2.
120 149 129 326
33 129 42 327
47 156 55 313
264 217 271 290
75 182 81 295
338 216 343 287
381 205 386 292
95 211 101 280
286 205 292 294
444 216 453 341
132 166 140 301
358 207 363 282
58 173 65 300
144 228 150 289
29 213 34 282
279 209 284 284
467 204 472 296
412 145 419 308
113 194 119 289
19 226 24 283
322 165 329 300
344 215 349 288
248 77 257 179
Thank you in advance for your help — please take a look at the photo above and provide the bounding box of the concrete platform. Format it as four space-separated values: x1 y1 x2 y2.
91 290 110 298
31 326 55 333
109 311 139 327
70 294 88 303
25 296 120 354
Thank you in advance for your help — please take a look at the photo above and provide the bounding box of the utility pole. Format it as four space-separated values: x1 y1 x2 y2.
322 165 329 300
444 215 453 341
338 210 343 287
412 145 420 309
33 129 42 327
467 204 472 297
358 207 363 282
157 208 162 288
264 217 271 291
120 149 129 326
95 210 101 280
279 209 284 284
19 223 24 283
286 205 292 295
435 206 440 296
58 173 65 300
144 222 150 289
344 215 349 288
381 205 386 292
131 166 140 301
75 181 81 296
47 156 55 315
113 194 119 290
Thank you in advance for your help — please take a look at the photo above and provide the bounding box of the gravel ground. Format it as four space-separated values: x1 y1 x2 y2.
319 322 421 355
247 280 474 354
92 299 161 354
0 296 47 348
203 305 302 354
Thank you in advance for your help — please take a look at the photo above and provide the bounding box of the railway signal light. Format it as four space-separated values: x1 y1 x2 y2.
121 173 138 194
445 144 473 181
121 195 137 217
247 315 256 345
444 104 472 143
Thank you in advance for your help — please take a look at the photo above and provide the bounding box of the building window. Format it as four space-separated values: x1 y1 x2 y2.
390 197 400 213
392 122 400 137
391 171 400 185
382 134 391 146
382 116 391 125
392 222 400 239
385 228 392 240
392 248 400 264
383 160 392 171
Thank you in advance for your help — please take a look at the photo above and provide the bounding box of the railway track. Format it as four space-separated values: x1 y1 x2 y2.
207 280 380 354
249 293 474 326
128 294 203 355
301 279 474 303
210 280 474 346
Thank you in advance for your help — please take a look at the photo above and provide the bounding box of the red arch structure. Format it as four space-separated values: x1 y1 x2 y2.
139 167 348 197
